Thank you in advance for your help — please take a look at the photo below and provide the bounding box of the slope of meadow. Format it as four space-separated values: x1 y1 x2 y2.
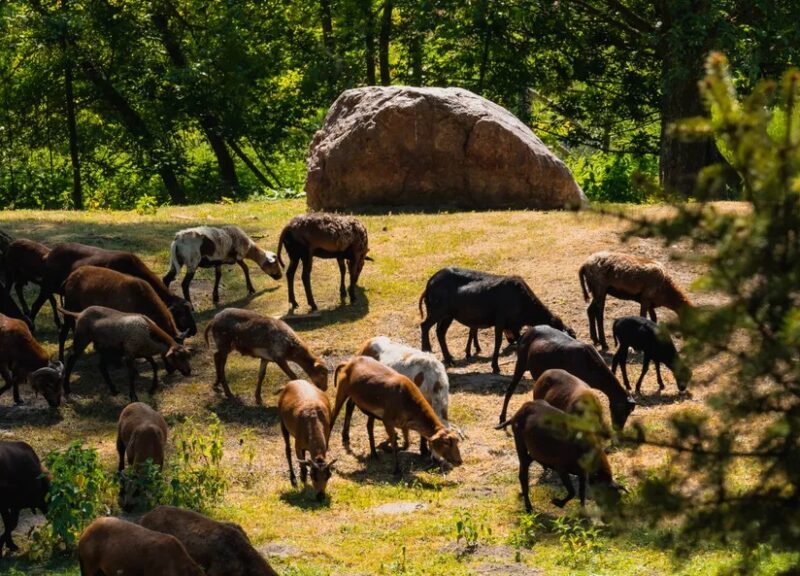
0 200 790 576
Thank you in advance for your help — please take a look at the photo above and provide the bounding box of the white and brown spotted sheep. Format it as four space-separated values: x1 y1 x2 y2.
163 225 282 304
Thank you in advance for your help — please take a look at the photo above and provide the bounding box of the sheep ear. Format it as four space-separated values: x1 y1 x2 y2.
413 372 424 387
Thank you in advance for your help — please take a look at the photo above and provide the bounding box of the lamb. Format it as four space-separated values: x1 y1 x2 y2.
278 379 336 500
419 267 575 373
612 315 690 394
579 250 692 350
117 402 168 511
0 314 63 407
331 356 462 475
2 239 59 326
205 307 328 404
276 212 370 311
500 325 636 430
163 225 282 304
0 441 50 556
58 265 191 361
61 306 191 402
496 400 624 511
140 506 279 576
78 517 204 576
28 241 196 335
356 336 453 456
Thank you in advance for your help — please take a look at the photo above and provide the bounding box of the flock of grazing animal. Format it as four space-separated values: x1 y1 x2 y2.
0 211 694 574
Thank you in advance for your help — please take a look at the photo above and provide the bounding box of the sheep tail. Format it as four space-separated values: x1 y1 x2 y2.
578 264 590 302
494 418 513 430
56 306 80 319
276 226 288 268
333 361 346 388
418 289 427 318
167 237 181 275
203 319 215 347
364 255 374 262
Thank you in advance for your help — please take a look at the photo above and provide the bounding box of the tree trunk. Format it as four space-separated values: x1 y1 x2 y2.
228 139 276 189
151 10 239 197
64 58 82 209
410 34 423 86
477 0 492 94
79 60 187 204
360 0 376 84
319 0 337 96
379 0 393 85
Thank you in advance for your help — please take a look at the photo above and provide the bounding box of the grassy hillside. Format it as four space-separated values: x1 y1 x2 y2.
0 200 793 575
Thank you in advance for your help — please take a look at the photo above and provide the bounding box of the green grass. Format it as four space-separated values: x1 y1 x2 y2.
0 200 794 575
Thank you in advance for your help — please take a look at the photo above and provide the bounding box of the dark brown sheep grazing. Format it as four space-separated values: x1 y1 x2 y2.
2 239 58 325
0 314 63 407
141 505 279 576
496 400 623 512
331 356 462 475
117 402 168 511
78 517 204 576
579 250 692 350
500 325 636 430
532 369 607 434
61 306 191 402
0 441 50 556
277 212 369 310
278 379 335 499
205 307 328 404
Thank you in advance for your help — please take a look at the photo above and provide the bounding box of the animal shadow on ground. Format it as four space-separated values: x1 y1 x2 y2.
207 397 280 427
281 286 369 332
449 372 523 396
279 487 332 510
336 446 456 486
190 286 281 324
633 390 691 407
0 402 63 428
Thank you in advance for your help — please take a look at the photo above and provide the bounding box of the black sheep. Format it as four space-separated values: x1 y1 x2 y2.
0 441 49 556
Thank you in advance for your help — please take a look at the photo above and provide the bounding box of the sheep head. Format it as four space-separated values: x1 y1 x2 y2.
169 298 197 337
165 345 192 377
300 457 336 500
308 360 329 391
259 251 282 280
29 361 64 408
429 428 463 467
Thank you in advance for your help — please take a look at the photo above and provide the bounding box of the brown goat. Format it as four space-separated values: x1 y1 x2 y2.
277 212 369 311
78 517 204 576
278 379 335 500
117 402 168 511
331 356 462 475
205 307 328 404
140 506 279 576
496 400 623 511
61 306 191 401
579 251 692 350
0 314 63 407
500 325 636 430
532 369 607 434
2 239 59 326
0 440 50 556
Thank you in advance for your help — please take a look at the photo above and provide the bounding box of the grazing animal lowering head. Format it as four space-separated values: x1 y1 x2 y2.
165 345 192 377
308 361 329 391
260 251 283 280
302 457 336 500
673 360 692 393
429 428 463 467
37 468 51 514
29 360 64 408
169 299 197 337
610 396 636 431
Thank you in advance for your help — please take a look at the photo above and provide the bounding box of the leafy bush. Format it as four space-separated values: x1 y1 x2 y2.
29 443 112 559
568 151 658 203
552 516 605 568
134 194 160 215
167 414 227 511
509 511 546 550
453 509 492 552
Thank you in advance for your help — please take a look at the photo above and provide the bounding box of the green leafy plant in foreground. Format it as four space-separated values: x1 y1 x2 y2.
167 413 227 511
453 509 492 552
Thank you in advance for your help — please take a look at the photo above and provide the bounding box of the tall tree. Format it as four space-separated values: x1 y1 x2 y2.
379 0 393 85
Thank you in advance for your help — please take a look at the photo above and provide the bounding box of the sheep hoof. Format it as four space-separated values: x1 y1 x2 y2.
551 497 568 508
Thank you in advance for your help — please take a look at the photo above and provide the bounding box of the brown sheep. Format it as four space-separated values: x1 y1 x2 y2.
0 440 50 556
277 212 369 311
532 369 607 434
2 239 59 326
140 505 279 576
0 314 63 407
579 250 692 350
116 402 168 511
331 356 462 475
205 307 328 404
78 517 204 576
496 400 624 511
278 379 335 500
61 306 191 402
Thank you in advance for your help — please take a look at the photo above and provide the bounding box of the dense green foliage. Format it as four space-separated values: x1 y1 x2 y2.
628 54 800 570
2 1 799 209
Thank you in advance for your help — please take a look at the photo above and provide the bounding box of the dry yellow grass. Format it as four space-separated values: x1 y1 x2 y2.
0 200 790 576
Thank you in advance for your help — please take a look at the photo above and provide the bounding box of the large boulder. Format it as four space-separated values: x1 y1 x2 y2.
305 86 586 210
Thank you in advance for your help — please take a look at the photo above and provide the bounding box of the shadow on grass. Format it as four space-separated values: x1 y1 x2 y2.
279 486 332 510
0 403 63 427
279 286 369 332
207 396 279 427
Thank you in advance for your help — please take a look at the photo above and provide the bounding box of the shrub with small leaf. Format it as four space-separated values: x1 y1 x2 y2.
552 516 605 568
453 509 492 553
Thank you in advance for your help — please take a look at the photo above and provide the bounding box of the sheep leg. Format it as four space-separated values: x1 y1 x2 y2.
512 431 534 512
490 325 504 374
655 361 665 390
0 507 19 553
57 318 73 362
212 265 222 304
300 254 317 311
384 423 401 475
286 257 300 309
419 436 429 457
465 328 481 358
162 262 178 287
342 398 356 449
636 354 651 394
298 448 308 485
420 315 438 353
117 435 126 472
552 472 576 507
10 376 22 405
347 257 360 304
500 352 529 424
281 422 297 487
587 300 599 346
649 307 658 322
612 346 632 390
213 349 235 398
48 294 61 329
63 336 91 396
275 358 299 382
435 318 455 366
0 366 12 400
180 269 195 303
13 282 29 317
401 428 410 451
578 474 587 507
255 359 269 405
28 287 51 326
125 358 139 402
367 415 378 458
237 260 255 294
596 293 609 350
337 258 347 300
146 357 160 395
98 353 119 396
